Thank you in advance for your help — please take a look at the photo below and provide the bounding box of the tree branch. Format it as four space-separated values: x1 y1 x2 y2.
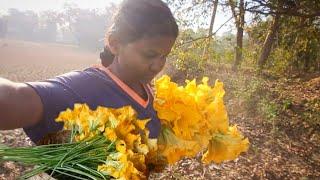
246 8 320 18
228 0 239 27
176 16 233 47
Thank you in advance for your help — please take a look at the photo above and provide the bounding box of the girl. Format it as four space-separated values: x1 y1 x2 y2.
0 0 178 144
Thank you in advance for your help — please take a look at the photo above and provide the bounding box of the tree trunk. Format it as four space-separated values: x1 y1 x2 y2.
258 13 281 69
232 0 245 71
202 0 219 59
0 18 8 38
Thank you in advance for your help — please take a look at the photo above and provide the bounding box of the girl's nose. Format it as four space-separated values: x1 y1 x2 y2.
149 57 166 73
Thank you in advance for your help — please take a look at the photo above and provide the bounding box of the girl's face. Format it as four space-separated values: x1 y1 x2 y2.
115 36 176 84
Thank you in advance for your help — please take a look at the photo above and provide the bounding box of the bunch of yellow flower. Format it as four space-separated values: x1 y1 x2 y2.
154 75 249 164
55 104 151 180
0 75 250 179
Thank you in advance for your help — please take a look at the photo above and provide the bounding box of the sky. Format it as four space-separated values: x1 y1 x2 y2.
0 0 119 13
0 0 235 35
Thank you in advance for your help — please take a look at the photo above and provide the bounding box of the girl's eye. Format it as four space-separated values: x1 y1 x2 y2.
161 54 168 59
143 51 158 59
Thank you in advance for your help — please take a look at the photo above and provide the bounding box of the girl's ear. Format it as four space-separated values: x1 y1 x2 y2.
107 34 120 55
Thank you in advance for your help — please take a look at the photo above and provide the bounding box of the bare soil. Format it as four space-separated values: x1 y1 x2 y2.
1 40 319 180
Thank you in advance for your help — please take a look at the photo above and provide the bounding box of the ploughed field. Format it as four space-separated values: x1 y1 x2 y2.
0 39 96 179
0 39 319 179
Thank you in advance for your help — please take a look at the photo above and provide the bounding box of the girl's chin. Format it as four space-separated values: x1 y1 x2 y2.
140 79 151 84
140 77 154 84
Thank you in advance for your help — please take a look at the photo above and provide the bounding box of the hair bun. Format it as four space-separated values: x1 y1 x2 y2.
100 46 115 67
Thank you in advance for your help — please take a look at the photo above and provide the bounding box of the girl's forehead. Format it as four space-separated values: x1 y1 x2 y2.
129 36 176 52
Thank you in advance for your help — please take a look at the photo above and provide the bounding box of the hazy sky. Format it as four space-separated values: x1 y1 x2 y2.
0 0 234 35
0 0 119 13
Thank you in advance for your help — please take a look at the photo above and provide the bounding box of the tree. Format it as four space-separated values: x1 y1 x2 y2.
257 1 282 69
37 11 62 42
0 17 8 38
246 0 320 18
202 0 219 60
6 9 39 40
228 0 245 70
167 0 248 71
246 0 320 69
61 4 115 50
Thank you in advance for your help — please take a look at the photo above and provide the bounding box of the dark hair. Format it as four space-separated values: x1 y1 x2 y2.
100 0 179 67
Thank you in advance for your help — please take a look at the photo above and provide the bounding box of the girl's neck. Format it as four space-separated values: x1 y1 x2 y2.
108 61 148 100
108 60 142 88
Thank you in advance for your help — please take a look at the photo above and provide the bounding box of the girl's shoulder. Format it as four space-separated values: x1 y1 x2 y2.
47 66 113 89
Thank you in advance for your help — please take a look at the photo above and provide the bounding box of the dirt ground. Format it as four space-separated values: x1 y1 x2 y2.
0 39 96 180
0 40 319 180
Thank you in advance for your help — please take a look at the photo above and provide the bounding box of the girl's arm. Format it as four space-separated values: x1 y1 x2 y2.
0 77 43 130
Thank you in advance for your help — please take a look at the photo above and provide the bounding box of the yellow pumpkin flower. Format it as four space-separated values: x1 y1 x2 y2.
134 136 149 155
98 152 128 179
154 75 249 165
133 119 150 131
54 74 250 179
99 151 146 180
128 152 147 176
55 108 75 129
55 103 151 179
103 127 117 141
157 127 199 164
116 140 127 154
202 126 250 164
